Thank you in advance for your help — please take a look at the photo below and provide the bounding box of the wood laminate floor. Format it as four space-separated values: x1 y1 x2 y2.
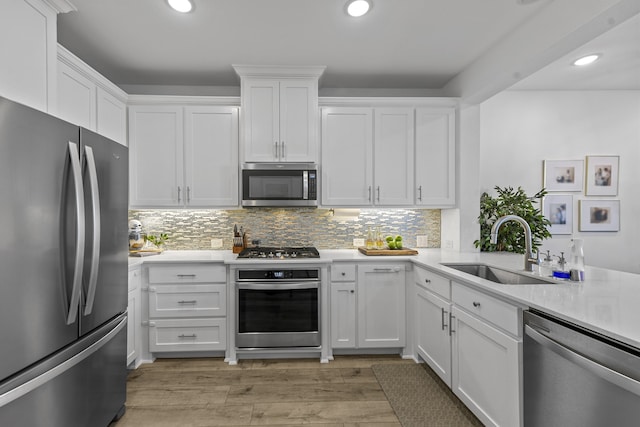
110 355 412 426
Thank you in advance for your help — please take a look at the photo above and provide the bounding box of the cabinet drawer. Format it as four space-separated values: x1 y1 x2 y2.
414 267 450 299
452 282 521 337
331 264 356 282
148 284 226 318
149 318 226 352
148 264 226 284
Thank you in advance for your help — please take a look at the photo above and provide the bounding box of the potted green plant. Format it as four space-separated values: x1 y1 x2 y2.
145 233 169 249
474 186 551 254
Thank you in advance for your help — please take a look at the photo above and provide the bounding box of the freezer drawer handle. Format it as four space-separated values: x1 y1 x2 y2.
65 141 85 325
83 145 101 316
526 324 640 395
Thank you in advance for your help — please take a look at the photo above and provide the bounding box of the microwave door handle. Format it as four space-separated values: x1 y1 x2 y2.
303 170 309 200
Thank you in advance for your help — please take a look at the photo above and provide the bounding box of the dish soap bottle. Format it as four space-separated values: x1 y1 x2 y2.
569 238 585 281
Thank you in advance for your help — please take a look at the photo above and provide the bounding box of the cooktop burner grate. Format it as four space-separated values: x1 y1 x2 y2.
236 246 320 259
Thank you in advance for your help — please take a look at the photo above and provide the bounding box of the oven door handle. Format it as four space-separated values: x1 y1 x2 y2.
237 282 319 291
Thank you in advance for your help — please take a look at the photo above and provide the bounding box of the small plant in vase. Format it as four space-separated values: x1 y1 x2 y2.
145 233 169 250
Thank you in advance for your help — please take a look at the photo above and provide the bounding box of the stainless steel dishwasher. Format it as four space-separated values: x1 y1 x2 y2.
524 310 640 426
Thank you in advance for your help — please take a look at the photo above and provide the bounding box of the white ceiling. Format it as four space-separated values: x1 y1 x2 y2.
57 0 640 99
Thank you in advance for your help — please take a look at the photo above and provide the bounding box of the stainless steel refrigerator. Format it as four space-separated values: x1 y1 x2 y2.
0 96 129 426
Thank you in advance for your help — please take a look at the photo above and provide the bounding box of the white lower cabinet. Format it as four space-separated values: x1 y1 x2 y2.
127 266 142 367
413 267 522 427
330 263 406 350
450 282 522 427
415 284 452 386
145 263 227 354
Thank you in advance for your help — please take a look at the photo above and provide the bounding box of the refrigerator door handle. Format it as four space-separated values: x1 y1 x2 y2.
66 142 85 325
83 145 101 316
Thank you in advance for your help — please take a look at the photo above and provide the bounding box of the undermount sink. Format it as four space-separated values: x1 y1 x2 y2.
441 263 555 285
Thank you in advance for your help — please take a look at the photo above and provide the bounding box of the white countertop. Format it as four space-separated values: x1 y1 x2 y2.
128 248 640 349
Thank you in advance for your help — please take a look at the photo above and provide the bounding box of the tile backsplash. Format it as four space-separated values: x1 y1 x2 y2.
129 208 440 250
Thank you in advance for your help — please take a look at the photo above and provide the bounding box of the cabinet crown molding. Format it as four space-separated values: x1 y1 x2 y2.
233 64 326 80
42 0 76 13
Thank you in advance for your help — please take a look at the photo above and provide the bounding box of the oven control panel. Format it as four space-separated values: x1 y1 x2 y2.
236 268 320 281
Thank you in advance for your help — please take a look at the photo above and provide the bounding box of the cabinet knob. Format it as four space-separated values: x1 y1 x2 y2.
425 279 431 284
341 272 346 276
350 290 355 294
473 301 481 308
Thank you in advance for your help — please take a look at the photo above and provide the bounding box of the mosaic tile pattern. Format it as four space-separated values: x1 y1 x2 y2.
129 208 441 250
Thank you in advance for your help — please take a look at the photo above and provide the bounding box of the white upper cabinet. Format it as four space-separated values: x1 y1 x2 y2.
321 100 457 208
321 108 373 206
234 65 324 163
57 45 127 145
415 107 456 206
128 103 239 208
0 0 74 112
373 108 414 205
184 106 239 206
129 105 184 208
321 106 414 207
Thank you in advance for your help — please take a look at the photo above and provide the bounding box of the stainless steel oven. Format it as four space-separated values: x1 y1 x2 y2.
235 268 321 349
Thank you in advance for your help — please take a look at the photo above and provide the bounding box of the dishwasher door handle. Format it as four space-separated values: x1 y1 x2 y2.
525 324 640 396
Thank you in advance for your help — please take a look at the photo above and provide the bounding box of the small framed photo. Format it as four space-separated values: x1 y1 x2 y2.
543 160 584 192
543 195 573 235
585 155 619 196
579 199 620 232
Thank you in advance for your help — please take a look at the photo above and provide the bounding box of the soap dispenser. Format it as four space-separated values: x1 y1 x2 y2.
539 250 554 277
569 238 585 281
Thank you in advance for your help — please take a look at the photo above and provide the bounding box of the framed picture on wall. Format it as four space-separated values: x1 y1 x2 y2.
585 155 619 196
543 160 584 192
579 199 620 232
543 195 573 235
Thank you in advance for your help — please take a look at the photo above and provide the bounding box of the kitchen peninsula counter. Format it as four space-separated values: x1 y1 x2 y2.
128 249 640 350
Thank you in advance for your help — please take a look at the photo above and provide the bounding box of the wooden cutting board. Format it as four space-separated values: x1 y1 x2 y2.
358 247 418 256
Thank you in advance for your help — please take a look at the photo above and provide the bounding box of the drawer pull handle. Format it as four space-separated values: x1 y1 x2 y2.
178 334 197 338
178 300 197 304
473 301 481 308
177 274 196 278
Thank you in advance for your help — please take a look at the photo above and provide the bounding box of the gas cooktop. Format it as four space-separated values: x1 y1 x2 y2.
236 246 320 259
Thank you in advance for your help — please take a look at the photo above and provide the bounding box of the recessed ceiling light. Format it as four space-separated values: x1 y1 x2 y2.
572 54 601 66
168 0 193 13
346 0 371 17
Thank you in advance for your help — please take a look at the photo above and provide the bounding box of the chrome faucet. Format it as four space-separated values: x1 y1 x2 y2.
490 215 540 272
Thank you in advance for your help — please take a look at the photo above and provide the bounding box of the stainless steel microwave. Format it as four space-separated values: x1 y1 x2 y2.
241 163 318 207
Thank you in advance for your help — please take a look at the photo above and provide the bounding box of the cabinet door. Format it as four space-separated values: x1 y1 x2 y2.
451 306 522 427
96 87 127 145
330 282 357 348
57 60 96 130
321 107 373 206
415 285 452 386
243 79 279 162
279 80 317 162
415 108 456 206
0 0 56 112
184 106 239 206
357 265 406 348
127 268 141 366
128 105 184 207
373 108 414 206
